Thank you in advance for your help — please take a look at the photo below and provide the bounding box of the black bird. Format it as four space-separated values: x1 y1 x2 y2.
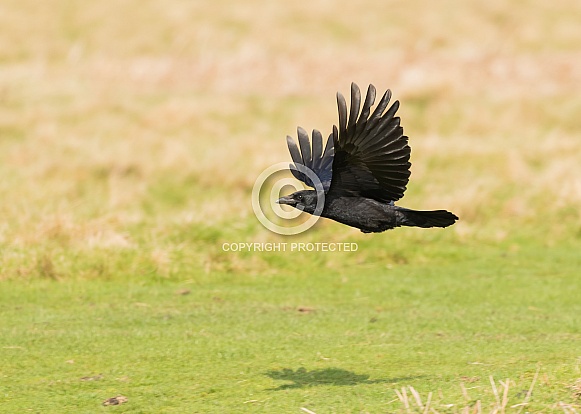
277 83 458 233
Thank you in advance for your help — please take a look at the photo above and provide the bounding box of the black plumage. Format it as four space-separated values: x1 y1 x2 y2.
278 83 458 233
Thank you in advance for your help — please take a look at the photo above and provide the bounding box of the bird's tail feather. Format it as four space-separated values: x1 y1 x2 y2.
396 208 458 228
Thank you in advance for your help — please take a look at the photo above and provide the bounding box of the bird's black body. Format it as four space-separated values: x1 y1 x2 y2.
323 196 456 233
279 189 456 233
278 83 458 233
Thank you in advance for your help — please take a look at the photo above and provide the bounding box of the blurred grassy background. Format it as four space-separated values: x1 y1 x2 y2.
1 0 581 279
1 1 581 411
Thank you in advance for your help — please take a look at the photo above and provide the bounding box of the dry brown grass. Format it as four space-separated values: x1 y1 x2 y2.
1 0 580 253
390 370 559 413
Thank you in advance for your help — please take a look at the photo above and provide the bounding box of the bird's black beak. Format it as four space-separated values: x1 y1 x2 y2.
276 195 295 206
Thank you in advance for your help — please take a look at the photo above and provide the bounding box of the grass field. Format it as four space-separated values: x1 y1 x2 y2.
1 0 581 412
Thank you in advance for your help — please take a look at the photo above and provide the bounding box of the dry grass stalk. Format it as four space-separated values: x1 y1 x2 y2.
500 378 510 413
556 401 579 414
461 381 471 402
423 392 432 414
393 374 566 414
409 386 424 410
516 365 541 414
490 376 501 409
395 387 411 412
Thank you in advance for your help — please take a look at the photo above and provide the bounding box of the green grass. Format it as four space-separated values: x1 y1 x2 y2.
1 234 580 412
2 0 581 411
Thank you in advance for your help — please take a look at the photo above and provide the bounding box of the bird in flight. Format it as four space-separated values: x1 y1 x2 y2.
277 82 458 233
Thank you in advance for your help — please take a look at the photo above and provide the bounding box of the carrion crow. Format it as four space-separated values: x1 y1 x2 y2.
277 83 458 233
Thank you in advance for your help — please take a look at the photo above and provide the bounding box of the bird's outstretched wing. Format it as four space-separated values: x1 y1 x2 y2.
286 127 334 192
328 83 411 202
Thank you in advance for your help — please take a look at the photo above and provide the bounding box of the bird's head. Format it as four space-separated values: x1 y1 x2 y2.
276 189 320 214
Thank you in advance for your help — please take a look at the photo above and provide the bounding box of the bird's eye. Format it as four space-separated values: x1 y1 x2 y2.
296 194 303 201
